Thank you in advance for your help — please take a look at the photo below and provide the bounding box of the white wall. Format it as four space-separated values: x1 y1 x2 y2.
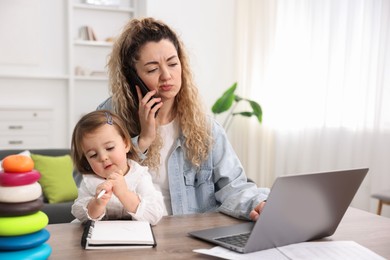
144 0 237 112
0 0 236 148
0 0 68 148
0 0 68 76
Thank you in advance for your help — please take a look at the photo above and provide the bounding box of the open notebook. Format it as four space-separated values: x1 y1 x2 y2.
81 220 156 249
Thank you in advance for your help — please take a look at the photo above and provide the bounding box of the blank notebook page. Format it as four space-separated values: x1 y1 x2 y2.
89 221 154 244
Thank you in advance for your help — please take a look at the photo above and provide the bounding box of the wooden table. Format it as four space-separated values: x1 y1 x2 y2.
46 207 390 259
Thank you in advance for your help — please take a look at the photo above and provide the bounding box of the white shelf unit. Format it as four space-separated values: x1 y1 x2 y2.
0 1 139 149
68 0 137 141
0 108 54 149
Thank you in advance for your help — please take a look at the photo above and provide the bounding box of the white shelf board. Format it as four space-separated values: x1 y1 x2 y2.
0 74 69 80
73 3 134 13
74 76 108 81
74 40 113 47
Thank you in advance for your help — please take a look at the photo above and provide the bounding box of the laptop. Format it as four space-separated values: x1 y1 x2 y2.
188 168 368 253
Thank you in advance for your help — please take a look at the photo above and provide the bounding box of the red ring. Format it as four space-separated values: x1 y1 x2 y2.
0 170 41 186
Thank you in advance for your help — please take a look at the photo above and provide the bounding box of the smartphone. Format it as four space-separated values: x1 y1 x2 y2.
127 69 160 111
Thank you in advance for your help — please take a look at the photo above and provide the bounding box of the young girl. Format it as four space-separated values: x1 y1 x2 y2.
71 110 163 225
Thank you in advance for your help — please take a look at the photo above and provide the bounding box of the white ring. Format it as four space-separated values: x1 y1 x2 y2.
0 182 42 203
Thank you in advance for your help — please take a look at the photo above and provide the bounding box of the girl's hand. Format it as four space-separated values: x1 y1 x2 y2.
107 170 128 199
107 169 140 213
136 86 162 152
95 181 113 205
86 181 113 219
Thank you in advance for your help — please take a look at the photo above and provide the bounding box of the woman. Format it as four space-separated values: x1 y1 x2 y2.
98 17 269 220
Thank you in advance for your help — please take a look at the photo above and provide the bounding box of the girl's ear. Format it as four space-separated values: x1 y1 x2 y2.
124 139 131 153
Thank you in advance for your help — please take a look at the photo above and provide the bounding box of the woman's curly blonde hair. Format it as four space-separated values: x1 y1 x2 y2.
107 17 212 169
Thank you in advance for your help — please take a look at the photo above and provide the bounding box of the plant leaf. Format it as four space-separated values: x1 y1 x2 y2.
249 100 262 123
235 111 253 117
211 82 237 114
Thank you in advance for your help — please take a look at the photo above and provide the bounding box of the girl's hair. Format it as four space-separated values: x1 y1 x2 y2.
71 110 138 174
107 17 212 169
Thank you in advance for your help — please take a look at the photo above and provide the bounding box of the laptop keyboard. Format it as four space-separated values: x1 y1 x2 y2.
215 232 250 248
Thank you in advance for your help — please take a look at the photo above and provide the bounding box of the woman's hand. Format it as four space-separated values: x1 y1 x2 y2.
136 86 162 152
249 200 267 221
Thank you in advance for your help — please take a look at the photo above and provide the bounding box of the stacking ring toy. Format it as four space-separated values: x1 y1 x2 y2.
0 243 51 259
0 229 50 251
2 154 34 173
0 182 42 203
0 211 48 236
0 170 41 186
0 198 44 217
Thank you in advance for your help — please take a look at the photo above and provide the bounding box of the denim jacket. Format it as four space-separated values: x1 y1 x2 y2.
97 98 269 220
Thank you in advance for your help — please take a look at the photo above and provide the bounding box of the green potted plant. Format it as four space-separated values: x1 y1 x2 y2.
211 82 262 131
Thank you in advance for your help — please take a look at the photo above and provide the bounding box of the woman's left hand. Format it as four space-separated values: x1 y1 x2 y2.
249 200 267 221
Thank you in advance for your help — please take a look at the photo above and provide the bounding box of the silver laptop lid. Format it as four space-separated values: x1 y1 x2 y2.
244 168 368 253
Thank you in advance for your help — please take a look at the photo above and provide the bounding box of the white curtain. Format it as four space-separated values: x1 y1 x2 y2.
231 0 390 216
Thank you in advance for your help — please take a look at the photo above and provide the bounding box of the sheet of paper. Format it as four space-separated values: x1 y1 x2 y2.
277 241 386 260
193 246 288 260
193 241 386 260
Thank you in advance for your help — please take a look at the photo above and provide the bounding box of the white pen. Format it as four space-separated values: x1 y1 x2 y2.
97 189 106 199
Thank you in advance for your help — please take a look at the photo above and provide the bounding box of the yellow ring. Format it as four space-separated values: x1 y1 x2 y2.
0 211 48 236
